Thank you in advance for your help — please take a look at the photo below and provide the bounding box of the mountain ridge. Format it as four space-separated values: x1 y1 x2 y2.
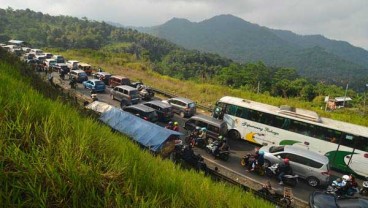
136 14 368 89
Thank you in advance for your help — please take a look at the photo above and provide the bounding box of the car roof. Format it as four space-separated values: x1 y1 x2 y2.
189 114 226 127
125 104 155 112
115 85 137 90
88 79 103 82
111 75 129 79
263 145 329 164
169 97 195 104
145 100 172 108
97 72 111 75
72 70 85 73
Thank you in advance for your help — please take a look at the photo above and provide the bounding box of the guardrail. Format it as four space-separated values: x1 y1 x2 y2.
150 87 213 112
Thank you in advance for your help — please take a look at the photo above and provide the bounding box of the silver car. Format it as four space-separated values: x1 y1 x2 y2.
260 145 330 187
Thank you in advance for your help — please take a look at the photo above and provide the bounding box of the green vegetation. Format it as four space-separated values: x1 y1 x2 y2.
55 48 368 127
0 50 273 207
141 14 368 91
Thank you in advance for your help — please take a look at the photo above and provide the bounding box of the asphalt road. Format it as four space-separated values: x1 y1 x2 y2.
49 72 341 203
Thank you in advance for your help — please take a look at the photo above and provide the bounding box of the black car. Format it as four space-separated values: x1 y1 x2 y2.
309 191 368 208
93 72 112 85
123 104 158 123
142 100 173 122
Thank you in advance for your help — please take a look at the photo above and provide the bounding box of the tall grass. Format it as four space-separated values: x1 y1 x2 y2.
55 49 368 126
0 53 273 207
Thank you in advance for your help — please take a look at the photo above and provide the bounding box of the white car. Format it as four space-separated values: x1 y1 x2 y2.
260 145 330 187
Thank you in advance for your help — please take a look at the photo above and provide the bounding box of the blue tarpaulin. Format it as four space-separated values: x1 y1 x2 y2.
99 106 182 152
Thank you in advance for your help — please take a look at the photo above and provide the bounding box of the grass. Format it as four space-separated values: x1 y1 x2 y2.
0 51 273 207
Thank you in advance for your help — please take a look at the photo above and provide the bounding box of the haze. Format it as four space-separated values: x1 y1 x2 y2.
1 0 367 50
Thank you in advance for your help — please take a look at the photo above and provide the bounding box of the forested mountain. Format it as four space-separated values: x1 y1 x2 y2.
137 14 368 91
0 8 359 100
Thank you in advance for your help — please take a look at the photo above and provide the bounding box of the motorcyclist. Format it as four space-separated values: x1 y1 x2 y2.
165 121 173 130
69 77 77 89
197 127 207 144
213 136 229 156
278 158 293 185
173 121 179 132
251 150 265 172
182 145 196 165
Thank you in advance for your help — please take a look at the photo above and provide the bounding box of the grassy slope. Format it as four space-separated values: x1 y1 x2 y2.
0 52 273 207
56 48 368 127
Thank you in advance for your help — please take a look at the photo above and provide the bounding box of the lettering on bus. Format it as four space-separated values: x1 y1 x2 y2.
264 127 279 136
241 122 280 136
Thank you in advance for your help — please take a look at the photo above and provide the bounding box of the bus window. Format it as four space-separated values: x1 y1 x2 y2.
226 104 237 116
340 134 355 149
281 118 290 130
355 137 368 151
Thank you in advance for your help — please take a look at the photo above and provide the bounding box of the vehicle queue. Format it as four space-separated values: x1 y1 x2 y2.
3 39 368 208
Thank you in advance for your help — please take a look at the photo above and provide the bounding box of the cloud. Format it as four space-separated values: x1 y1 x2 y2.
1 0 367 49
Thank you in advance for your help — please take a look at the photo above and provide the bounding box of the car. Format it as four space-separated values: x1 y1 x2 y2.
66 60 79 70
52 55 65 63
309 191 368 208
83 79 106 93
110 85 141 107
54 63 70 74
162 97 196 118
109 75 131 88
123 104 159 123
260 145 330 187
69 70 88 83
184 114 228 140
142 100 174 122
78 62 93 75
93 72 112 85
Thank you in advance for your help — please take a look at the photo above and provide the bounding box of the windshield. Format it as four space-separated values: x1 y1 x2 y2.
95 81 104 85
188 103 196 108
79 72 87 77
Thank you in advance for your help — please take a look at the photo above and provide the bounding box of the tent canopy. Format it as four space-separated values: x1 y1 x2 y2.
97 105 182 152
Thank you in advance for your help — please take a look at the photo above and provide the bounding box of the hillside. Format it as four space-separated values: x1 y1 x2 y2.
138 14 368 90
0 48 272 207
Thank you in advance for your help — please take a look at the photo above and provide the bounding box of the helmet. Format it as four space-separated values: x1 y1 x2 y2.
201 127 207 132
259 150 264 155
168 121 173 125
195 126 200 130
283 158 290 165
342 175 350 181
174 122 178 126
218 135 224 140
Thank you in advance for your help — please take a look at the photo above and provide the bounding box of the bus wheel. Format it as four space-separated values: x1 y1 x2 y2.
228 130 240 140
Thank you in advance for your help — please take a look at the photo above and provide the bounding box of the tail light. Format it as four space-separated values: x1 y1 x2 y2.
322 171 330 176
128 96 131 101
143 117 148 120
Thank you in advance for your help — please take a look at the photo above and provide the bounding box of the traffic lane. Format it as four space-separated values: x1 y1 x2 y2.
67 74 319 202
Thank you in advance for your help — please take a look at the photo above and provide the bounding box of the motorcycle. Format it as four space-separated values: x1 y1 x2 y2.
265 163 298 187
69 79 77 89
205 140 230 161
360 177 368 196
241 153 265 176
185 134 206 149
258 181 292 207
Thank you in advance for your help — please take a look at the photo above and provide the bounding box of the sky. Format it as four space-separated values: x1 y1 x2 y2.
1 0 368 50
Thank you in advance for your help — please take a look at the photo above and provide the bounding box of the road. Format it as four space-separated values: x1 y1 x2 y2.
51 72 328 203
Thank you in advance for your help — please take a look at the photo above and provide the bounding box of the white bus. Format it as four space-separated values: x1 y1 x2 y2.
213 96 368 177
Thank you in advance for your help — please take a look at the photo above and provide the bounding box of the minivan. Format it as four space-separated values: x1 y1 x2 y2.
163 97 196 118
184 114 228 140
109 75 131 88
110 85 141 107
143 100 174 122
123 104 158 123
69 70 88 83
66 60 79 70
260 145 330 187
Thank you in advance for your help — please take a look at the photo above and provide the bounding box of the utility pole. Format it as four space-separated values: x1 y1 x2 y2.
343 83 349 107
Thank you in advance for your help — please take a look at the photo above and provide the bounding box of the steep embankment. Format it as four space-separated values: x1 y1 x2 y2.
0 50 272 207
